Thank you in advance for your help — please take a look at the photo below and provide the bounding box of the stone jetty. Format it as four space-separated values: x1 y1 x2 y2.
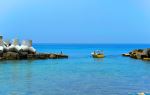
0 36 68 60
122 48 150 61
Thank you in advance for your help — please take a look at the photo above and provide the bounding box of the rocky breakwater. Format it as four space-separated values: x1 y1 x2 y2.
0 36 68 60
122 48 150 61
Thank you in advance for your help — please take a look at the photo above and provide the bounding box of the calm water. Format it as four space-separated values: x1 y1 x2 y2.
0 44 150 95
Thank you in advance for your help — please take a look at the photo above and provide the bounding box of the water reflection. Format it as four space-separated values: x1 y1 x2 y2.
0 60 34 95
93 58 104 62
25 63 33 95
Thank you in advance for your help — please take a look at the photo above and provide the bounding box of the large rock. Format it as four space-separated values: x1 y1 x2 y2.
36 53 49 59
19 52 28 59
57 54 68 59
27 54 37 59
19 49 33 54
1 51 68 60
49 54 57 59
0 51 3 57
49 54 68 59
3 52 20 60
8 47 19 53
143 48 150 56
124 49 150 60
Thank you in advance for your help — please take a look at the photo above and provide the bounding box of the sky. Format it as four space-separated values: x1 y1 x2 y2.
0 0 150 44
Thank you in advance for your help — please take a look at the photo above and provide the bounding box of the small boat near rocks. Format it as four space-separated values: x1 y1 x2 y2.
91 50 104 58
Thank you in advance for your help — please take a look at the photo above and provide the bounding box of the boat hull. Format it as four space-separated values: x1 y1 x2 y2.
92 54 104 58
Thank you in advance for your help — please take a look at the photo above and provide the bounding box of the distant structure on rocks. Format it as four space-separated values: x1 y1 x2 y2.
0 36 36 54
0 36 68 60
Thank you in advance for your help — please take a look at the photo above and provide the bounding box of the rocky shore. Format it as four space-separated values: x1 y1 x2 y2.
122 48 150 61
0 36 68 60
0 52 68 60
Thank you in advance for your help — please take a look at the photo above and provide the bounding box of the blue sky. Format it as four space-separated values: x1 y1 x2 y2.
0 0 150 43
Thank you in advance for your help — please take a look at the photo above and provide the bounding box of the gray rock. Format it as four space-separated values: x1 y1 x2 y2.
3 52 20 60
19 52 28 59
49 54 57 59
57 54 68 59
8 47 19 53
27 54 36 59
36 53 49 59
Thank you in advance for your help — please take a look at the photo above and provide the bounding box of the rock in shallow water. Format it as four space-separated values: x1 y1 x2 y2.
0 52 68 60
3 52 20 60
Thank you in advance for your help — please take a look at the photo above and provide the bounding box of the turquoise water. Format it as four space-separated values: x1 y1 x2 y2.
0 44 150 95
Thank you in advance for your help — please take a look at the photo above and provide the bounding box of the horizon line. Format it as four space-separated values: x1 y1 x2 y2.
33 43 150 45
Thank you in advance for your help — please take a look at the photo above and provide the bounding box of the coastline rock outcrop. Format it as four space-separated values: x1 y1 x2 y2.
122 48 150 61
0 36 68 60
3 52 20 60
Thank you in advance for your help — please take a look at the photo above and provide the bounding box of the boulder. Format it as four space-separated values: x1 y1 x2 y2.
49 54 57 59
8 47 19 53
36 53 49 59
27 54 36 59
57 54 68 59
122 53 130 57
147 49 150 57
49 54 68 59
19 52 28 59
3 52 20 60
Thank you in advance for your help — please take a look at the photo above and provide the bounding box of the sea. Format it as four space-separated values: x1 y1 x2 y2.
0 44 150 95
